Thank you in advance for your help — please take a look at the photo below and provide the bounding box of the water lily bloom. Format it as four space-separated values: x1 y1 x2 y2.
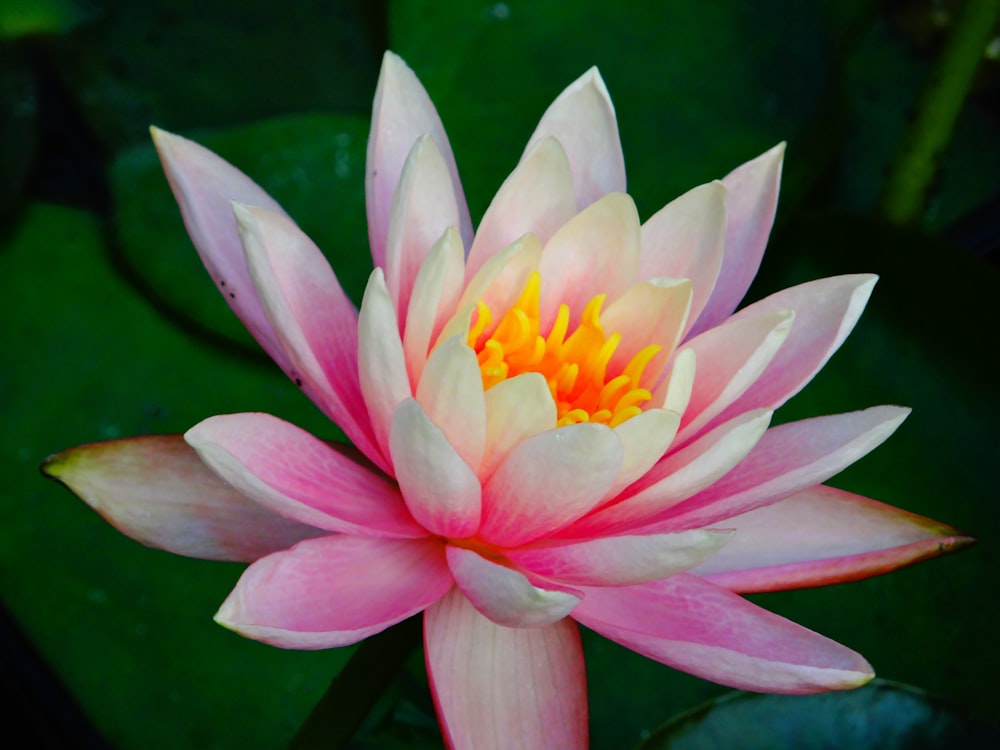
44 52 972 749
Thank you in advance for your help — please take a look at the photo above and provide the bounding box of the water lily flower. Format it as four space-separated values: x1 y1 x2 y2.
44 52 972 749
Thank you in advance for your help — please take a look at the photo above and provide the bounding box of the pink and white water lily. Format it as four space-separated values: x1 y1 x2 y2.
44 52 972 749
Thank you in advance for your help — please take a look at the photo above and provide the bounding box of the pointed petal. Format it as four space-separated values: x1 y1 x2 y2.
366 52 471 267
574 573 873 693
689 144 785 336
233 203 385 471
41 435 321 562
692 485 975 592
425 589 588 750
466 137 577 280
480 423 623 547
384 136 462 328
674 309 795 446
150 128 292 372
358 268 411 464
216 536 450 649
538 193 640 328
508 530 732 586
447 547 580 627
185 413 424 538
707 275 877 428
648 406 911 532
601 278 693 378
524 67 626 208
640 181 727 332
607 408 681 499
403 226 466 384
390 399 482 538
415 335 487 472
481 372 557 480
567 409 772 538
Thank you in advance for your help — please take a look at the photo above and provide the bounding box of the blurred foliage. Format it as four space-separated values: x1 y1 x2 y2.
1 0 998 748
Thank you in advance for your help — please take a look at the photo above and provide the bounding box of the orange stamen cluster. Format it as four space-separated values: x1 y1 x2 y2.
467 271 661 427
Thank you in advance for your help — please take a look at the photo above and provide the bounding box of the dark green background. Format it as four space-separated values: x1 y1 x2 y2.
1 1 997 747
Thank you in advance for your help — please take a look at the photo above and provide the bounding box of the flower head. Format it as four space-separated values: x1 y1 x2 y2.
44 52 973 749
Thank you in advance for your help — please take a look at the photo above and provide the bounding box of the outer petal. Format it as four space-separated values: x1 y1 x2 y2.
366 52 472 267
523 66 626 209
688 143 784 336
425 589 588 750
508 530 732 586
538 193 641 328
480 423 623 547
185 413 424 538
447 547 580 627
233 203 384 471
692 485 975 592
466 137 577 280
41 435 321 562
390 399 482 538
415 335 487 472
151 128 292 374
644 406 911 533
674 309 795 446
706 275 877 430
639 181 727 332
573 573 873 693
383 135 462 328
358 268 411 464
216 536 451 649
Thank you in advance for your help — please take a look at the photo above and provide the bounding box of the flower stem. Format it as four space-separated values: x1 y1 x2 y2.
879 0 1000 224
288 615 423 750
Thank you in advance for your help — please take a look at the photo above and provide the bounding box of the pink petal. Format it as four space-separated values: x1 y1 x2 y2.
508 530 732 586
216 535 451 649
366 52 471 268
566 409 772 539
150 128 292 374
692 484 975 592
41 435 321 562
644 406 911 533
674 309 794 446
538 193 641 329
358 268 412 464
465 137 577 280
523 67 626 209
233 203 385 471
425 589 588 750
705 275 877 430
415 335 487 472
479 423 623 547
573 573 873 693
403 226 466 384
390 398 482 538
185 413 424 538
688 144 785 336
639 180 727 331
447 547 581 627
481 373 557 480
607 408 681 499
600 278 693 379
384 136 462 329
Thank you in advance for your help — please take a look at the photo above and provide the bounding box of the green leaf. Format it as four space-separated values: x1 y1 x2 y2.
635 680 998 750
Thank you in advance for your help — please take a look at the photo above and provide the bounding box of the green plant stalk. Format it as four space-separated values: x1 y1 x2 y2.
879 0 1000 224
288 615 424 750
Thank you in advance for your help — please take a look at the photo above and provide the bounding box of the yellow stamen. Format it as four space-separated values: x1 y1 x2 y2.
469 270 667 427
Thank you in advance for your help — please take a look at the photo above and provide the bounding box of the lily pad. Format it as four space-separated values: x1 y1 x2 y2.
635 680 998 750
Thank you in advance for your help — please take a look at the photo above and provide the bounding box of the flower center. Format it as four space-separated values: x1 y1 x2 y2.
467 271 660 427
